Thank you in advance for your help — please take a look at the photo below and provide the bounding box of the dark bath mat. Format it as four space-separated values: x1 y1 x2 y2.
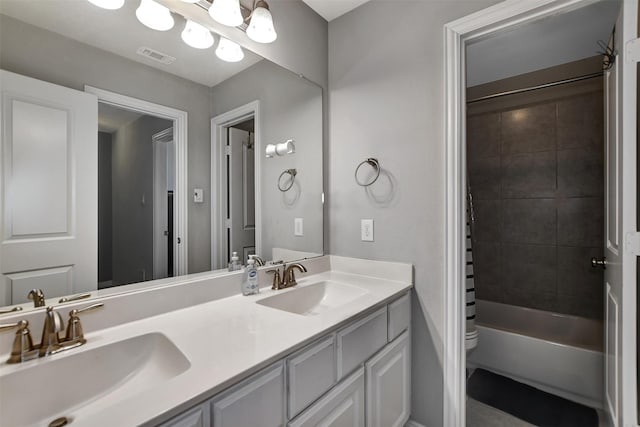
467 369 598 427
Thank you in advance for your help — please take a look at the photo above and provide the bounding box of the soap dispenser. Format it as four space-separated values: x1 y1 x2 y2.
229 251 241 271
242 258 259 295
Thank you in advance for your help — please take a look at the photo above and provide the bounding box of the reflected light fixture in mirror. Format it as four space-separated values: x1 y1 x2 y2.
182 20 215 49
216 37 244 62
136 0 175 31
208 0 243 27
86 0 125 9
247 0 277 43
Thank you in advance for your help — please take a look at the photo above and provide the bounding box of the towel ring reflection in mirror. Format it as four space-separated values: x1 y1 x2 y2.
355 158 381 186
278 168 297 192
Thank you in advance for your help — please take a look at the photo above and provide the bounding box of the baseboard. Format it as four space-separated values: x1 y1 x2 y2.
405 420 427 427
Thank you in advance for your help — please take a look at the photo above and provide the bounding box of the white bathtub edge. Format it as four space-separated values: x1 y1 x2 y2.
468 325 604 410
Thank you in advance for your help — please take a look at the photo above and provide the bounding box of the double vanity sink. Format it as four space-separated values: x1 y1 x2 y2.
0 256 412 427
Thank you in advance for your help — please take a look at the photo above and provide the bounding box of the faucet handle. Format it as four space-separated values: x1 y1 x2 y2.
65 303 104 342
266 269 282 290
0 320 35 364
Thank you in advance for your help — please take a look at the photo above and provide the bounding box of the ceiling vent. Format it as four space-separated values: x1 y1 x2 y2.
136 46 176 65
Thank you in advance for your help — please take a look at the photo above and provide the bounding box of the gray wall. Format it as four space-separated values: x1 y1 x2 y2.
468 79 604 319
210 61 323 260
98 132 113 284
0 14 212 274
328 1 499 425
111 116 172 286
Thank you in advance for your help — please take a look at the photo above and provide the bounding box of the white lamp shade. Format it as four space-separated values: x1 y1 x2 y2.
136 0 174 31
247 6 277 43
87 0 125 9
180 0 199 3
208 0 243 27
181 20 214 49
215 37 244 62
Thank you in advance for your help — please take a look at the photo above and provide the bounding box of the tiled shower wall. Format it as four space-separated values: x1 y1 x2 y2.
467 83 604 319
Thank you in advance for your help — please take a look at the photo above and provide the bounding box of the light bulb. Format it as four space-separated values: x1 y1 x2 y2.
247 5 277 43
208 0 243 27
181 20 214 49
86 0 125 9
215 37 244 62
136 0 175 31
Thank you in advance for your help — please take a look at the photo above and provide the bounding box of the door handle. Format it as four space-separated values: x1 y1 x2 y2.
591 257 607 269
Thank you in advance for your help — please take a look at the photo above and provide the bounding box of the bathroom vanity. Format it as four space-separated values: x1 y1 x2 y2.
0 256 412 427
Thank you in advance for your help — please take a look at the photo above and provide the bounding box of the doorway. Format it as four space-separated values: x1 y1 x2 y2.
443 1 637 427
87 86 188 283
97 104 172 287
227 120 256 263
211 100 262 270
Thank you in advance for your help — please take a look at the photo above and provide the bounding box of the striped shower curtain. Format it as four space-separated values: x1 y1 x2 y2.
466 189 477 342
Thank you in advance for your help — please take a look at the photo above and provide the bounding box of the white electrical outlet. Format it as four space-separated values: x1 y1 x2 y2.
193 188 204 203
295 218 304 236
361 219 374 241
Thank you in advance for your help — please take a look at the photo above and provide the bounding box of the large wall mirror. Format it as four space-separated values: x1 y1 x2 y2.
0 0 323 313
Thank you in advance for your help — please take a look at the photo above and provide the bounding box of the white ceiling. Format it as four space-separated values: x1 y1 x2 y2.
466 0 620 86
0 0 262 87
301 0 371 21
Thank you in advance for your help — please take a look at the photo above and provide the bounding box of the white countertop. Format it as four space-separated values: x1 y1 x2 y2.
0 256 412 427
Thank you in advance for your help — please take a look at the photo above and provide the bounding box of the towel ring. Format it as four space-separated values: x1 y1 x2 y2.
278 168 297 192
355 158 381 187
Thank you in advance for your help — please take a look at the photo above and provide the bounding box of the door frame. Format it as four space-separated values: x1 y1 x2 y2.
152 127 173 280
442 1 631 426
85 85 188 276
211 100 261 270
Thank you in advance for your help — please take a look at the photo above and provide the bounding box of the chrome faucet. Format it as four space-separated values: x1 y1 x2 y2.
267 263 308 290
0 302 104 364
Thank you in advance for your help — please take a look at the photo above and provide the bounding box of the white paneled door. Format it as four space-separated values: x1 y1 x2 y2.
0 70 98 305
602 1 638 426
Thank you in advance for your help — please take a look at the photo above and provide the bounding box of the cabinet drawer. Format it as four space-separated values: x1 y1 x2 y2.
211 361 285 427
287 334 337 419
159 404 209 427
288 367 365 427
336 306 387 379
388 292 411 342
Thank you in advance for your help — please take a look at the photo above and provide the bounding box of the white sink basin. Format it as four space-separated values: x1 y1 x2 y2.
256 281 368 315
0 332 190 427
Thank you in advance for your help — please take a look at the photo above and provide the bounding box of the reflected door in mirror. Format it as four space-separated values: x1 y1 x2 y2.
228 126 256 263
0 70 97 305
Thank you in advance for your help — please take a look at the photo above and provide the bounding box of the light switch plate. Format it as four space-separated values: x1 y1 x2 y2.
294 218 304 236
193 188 204 203
361 219 374 241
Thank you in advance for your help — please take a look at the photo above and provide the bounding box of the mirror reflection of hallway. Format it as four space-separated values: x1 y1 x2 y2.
98 103 174 288
227 119 256 264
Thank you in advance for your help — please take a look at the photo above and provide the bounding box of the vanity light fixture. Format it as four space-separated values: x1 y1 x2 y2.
246 0 277 43
86 0 125 9
181 20 215 49
208 0 244 27
215 37 244 62
136 0 175 31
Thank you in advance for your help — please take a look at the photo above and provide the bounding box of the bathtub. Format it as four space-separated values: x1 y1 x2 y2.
467 299 604 409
